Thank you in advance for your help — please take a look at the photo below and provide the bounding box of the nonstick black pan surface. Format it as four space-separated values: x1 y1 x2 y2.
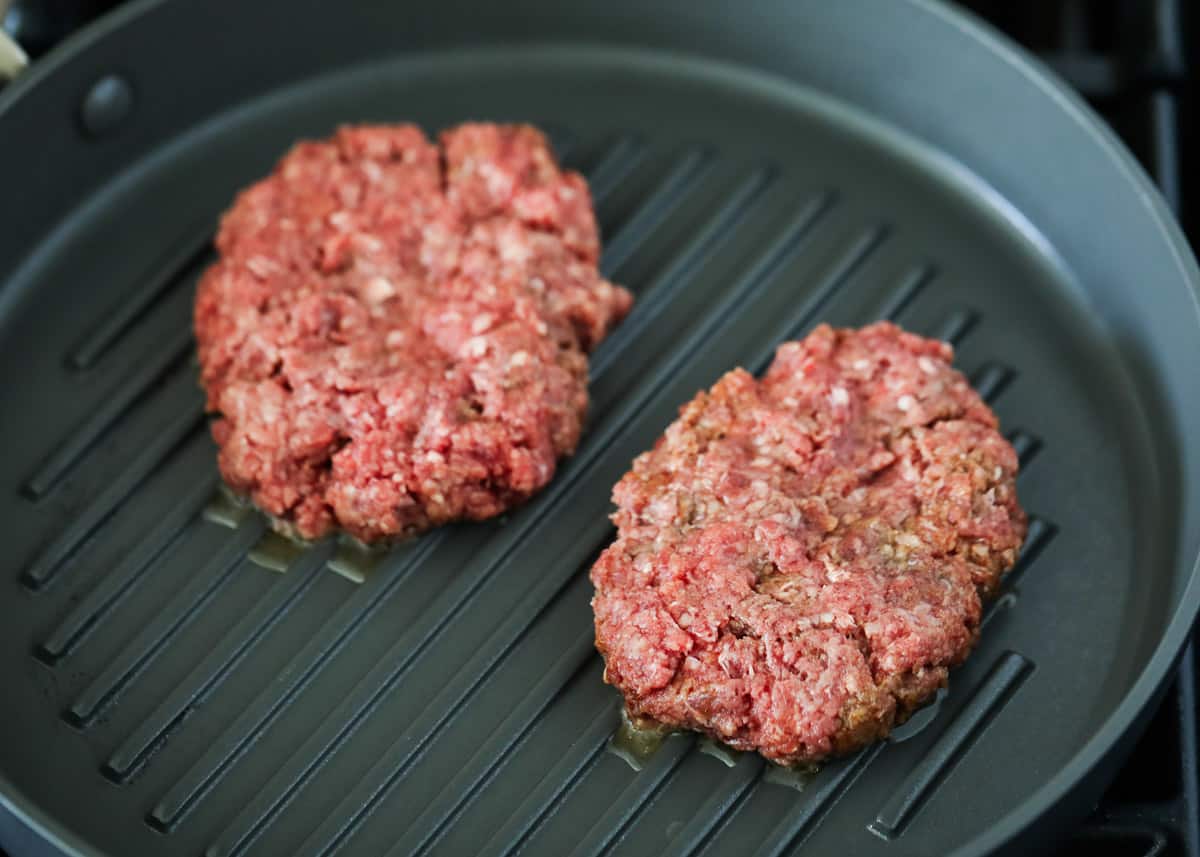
1 1 1199 855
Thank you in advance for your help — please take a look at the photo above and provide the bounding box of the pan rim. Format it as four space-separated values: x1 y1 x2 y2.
904 0 1200 854
0 1 1197 856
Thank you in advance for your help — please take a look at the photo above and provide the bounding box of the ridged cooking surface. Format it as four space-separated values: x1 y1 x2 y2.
0 48 1168 857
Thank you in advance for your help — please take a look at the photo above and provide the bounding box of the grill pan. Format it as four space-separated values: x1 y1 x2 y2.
2 0 1199 855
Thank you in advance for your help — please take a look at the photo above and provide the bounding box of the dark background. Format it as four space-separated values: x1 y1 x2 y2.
1 1 1197 856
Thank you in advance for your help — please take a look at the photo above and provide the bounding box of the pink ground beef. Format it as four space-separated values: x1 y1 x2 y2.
590 322 1026 765
195 123 631 542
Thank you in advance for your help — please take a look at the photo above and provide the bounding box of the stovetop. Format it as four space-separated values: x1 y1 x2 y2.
2 1 1197 856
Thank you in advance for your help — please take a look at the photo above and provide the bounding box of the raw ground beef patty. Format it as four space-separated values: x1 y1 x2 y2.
590 322 1027 765
195 123 631 542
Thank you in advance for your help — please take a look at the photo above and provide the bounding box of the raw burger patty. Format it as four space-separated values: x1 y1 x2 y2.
195 123 632 542
590 322 1027 765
